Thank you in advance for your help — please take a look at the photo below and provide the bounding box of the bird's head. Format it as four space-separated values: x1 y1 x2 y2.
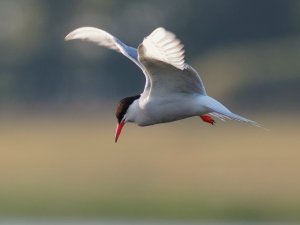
115 95 140 143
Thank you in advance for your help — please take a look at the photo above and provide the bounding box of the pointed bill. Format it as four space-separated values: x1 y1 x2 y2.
115 121 125 143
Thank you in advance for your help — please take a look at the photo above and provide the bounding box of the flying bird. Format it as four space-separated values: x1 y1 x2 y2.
65 27 260 142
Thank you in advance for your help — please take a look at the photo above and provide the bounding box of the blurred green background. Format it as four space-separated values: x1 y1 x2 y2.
0 0 300 223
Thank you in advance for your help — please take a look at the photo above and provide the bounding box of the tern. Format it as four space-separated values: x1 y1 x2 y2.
65 27 260 142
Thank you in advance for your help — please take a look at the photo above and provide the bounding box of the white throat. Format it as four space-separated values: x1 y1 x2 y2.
124 99 143 124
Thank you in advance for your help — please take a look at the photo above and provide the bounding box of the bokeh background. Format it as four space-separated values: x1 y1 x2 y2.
0 0 300 223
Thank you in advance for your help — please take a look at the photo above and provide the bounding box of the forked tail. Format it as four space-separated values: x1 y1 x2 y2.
209 110 261 127
203 96 262 128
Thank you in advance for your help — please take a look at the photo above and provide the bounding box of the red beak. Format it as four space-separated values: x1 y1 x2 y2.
115 120 125 143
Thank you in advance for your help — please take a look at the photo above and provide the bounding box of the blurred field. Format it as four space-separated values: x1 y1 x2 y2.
0 112 299 221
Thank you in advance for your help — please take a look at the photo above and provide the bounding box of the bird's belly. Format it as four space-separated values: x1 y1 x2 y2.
137 97 208 126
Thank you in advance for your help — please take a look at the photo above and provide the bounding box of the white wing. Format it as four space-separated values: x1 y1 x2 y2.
140 27 185 70
138 27 206 97
65 27 150 90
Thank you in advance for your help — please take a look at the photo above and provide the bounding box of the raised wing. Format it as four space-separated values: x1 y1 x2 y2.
138 27 206 96
140 27 185 70
65 27 150 90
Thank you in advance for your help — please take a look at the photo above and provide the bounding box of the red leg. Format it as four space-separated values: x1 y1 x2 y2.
200 114 215 125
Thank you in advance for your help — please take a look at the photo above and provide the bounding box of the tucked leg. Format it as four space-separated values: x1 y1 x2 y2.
200 114 215 125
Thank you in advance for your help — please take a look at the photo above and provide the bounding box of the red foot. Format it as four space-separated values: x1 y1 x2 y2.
200 115 215 125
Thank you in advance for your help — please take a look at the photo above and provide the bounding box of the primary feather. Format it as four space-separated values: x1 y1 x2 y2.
140 27 186 70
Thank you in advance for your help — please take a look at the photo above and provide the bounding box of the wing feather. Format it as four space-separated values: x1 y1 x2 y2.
139 27 186 70
65 27 121 52
138 27 206 97
65 27 144 70
65 27 150 90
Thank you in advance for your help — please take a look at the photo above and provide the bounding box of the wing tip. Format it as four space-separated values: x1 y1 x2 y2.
142 27 186 70
64 33 73 41
151 27 175 40
64 28 83 41
64 27 101 41
152 27 167 33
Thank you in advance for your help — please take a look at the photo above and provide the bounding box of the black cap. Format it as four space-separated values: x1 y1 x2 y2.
115 95 140 123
